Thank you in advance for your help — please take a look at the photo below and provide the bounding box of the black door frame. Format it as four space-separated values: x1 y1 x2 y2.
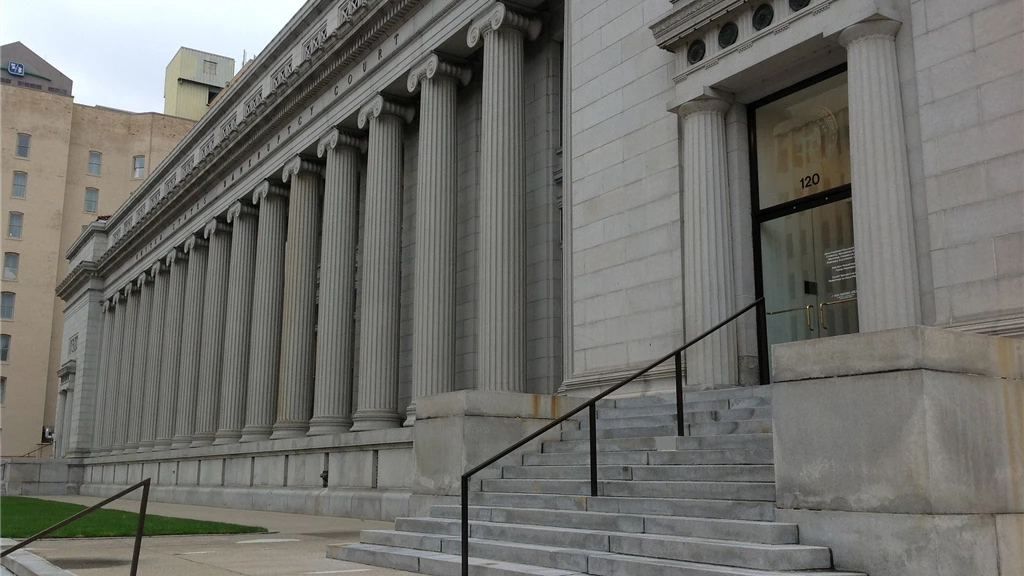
748 63 851 385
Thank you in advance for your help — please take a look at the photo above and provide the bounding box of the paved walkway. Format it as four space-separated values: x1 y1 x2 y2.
15 496 415 576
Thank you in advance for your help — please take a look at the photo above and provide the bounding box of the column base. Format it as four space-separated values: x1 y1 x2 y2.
307 417 352 437
190 434 215 448
152 440 172 451
239 426 272 443
169 436 192 450
122 443 140 454
403 401 416 427
213 430 242 445
111 444 126 454
136 441 156 453
350 409 401 432
269 422 309 440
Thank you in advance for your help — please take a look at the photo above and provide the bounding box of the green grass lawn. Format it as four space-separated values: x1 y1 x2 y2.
0 496 268 538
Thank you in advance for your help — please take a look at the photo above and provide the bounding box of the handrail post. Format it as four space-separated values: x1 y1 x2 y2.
130 478 151 576
674 352 684 437
461 475 469 576
588 403 598 497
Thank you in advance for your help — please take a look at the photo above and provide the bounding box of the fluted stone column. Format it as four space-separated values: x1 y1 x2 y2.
241 182 289 443
113 283 139 453
172 235 208 449
468 4 540 392
155 249 187 450
93 299 115 454
406 55 471 425
138 261 169 452
840 19 920 331
271 157 324 439
101 293 124 453
677 97 737 387
125 272 154 452
192 220 232 447
351 95 414 432
215 202 259 444
54 391 66 457
309 130 364 436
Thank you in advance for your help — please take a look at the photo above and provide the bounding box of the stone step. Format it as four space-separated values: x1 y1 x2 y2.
595 400 730 419
427 506 797 544
607 387 770 410
381 519 831 571
542 433 774 454
480 479 776 501
466 492 776 521
328 542 586 575
329 542 863 576
500 464 774 482
647 449 775 465
559 420 773 441
579 407 772 429
524 448 773 466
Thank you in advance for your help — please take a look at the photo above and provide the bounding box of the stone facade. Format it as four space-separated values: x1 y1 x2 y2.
41 1 1023 570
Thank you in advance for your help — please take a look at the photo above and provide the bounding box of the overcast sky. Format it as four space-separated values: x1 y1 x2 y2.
0 0 306 113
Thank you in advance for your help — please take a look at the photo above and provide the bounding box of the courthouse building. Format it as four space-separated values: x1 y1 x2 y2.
34 0 1024 574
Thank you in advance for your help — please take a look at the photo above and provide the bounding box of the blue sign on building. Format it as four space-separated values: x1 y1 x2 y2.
8 61 25 76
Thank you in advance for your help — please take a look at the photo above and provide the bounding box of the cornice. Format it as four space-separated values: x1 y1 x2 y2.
651 0 745 50
55 260 100 301
95 0 421 275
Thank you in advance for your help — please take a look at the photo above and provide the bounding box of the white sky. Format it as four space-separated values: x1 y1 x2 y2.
0 0 307 113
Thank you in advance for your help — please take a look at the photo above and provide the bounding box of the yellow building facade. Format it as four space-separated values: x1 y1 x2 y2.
0 41 194 457
164 47 235 121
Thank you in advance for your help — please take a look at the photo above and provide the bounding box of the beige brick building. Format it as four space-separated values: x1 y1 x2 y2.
0 41 194 457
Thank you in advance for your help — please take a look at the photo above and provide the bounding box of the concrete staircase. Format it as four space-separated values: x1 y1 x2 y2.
328 387 865 576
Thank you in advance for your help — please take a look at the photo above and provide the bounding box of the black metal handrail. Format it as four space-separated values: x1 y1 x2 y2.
460 298 765 575
2 478 152 575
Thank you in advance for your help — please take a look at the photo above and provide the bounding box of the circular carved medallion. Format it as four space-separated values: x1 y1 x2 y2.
687 39 706 64
718 22 739 48
789 0 811 11
752 3 774 30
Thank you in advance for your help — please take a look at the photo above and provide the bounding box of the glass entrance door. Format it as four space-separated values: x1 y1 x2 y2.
760 198 858 352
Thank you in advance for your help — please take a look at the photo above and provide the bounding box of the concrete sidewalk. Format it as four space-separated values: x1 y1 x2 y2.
13 496 415 575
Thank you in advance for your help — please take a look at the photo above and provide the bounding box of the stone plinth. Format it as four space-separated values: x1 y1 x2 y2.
772 325 1023 576
412 390 585 495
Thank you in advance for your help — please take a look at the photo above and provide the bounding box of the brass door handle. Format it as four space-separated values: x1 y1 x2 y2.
766 305 816 331
819 297 857 330
805 305 814 331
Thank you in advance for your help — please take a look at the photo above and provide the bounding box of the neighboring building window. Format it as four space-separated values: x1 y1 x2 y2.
133 155 145 178
88 151 102 175
0 376 5 403
11 172 27 197
84 188 99 213
0 334 9 362
7 212 22 238
0 292 13 319
3 253 19 280
15 133 30 157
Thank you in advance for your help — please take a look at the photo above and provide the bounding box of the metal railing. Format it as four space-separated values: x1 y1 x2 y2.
1 478 152 576
459 298 764 575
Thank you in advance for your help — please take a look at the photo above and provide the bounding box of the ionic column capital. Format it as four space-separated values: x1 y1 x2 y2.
122 282 135 298
838 18 901 48
183 234 209 254
407 53 472 93
204 219 231 239
135 271 152 289
165 248 187 267
674 96 731 119
467 3 541 48
253 180 289 205
151 260 168 277
281 156 324 183
317 128 367 157
226 201 258 223
357 94 415 129
111 292 122 306
103 298 114 312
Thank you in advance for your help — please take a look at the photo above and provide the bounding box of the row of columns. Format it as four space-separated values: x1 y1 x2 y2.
89 3 543 454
